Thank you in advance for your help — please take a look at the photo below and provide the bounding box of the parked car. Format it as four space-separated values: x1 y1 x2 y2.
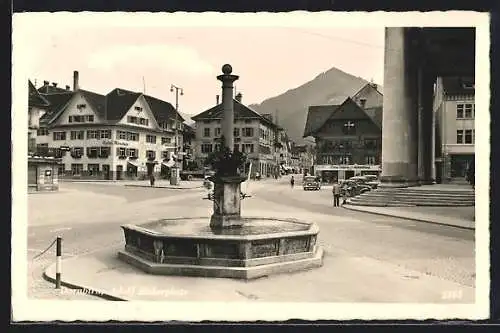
349 176 379 190
303 176 321 191
341 179 371 197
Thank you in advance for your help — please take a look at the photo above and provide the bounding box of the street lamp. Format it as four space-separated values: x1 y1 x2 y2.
170 84 183 185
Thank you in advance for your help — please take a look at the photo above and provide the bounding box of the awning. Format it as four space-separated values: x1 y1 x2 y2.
127 160 139 168
162 159 175 167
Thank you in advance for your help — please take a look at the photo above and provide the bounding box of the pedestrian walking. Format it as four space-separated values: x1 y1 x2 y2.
290 175 295 189
332 180 341 207
149 173 155 187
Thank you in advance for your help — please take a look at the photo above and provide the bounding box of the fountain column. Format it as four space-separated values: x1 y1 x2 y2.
210 64 245 230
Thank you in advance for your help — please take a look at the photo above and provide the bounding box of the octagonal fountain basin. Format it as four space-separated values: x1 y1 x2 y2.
118 217 323 279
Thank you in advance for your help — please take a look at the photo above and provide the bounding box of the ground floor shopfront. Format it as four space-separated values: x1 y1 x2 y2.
435 152 474 183
57 158 180 181
313 164 382 183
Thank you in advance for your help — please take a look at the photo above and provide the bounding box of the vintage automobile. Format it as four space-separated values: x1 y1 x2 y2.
303 175 321 191
349 175 379 190
341 179 371 197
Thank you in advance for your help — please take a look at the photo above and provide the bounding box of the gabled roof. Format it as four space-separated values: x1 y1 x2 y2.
39 91 74 124
28 80 50 108
104 88 142 121
352 82 383 99
364 106 383 129
304 97 383 137
303 104 341 137
442 76 475 96
143 94 184 123
37 84 71 94
192 99 278 128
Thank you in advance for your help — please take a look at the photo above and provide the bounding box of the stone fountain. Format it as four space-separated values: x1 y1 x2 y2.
118 64 323 279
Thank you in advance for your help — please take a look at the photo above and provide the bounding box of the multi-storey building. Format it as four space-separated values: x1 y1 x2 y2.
434 76 475 183
34 71 184 180
303 82 383 182
191 93 280 178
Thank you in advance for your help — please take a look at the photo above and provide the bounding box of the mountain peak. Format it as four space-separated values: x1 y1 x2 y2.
250 66 369 144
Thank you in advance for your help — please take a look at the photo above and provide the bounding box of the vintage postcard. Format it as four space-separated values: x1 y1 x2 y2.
12 11 490 321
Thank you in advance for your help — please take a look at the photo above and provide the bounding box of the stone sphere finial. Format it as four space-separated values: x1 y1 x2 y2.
222 64 232 74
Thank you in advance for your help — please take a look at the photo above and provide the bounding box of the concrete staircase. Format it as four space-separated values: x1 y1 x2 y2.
347 186 475 207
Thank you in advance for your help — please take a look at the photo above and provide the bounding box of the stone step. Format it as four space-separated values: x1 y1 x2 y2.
350 198 474 205
348 200 473 207
376 189 474 195
361 193 475 199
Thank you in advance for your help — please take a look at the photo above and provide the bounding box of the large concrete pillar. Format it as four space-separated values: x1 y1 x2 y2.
417 67 435 185
380 28 419 187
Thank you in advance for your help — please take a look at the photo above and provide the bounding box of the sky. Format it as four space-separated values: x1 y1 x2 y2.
15 13 385 117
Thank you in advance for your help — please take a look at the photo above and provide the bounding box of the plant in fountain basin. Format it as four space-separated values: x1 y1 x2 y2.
204 136 247 179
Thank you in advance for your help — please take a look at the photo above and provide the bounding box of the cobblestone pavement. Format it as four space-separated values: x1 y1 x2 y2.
25 177 475 300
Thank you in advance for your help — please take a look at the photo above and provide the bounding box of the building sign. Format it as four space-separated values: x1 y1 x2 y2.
102 140 129 146
59 146 71 151
315 164 381 171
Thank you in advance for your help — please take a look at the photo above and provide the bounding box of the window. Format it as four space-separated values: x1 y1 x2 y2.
128 116 137 124
127 132 139 141
146 150 156 160
87 164 99 176
203 128 211 137
100 130 111 139
244 120 252 124
36 128 49 136
234 128 240 137
464 129 473 144
134 106 143 111
87 147 99 158
464 104 473 118
340 156 350 164
127 148 138 158
70 130 85 140
58 164 65 175
365 156 377 165
117 147 127 158
364 139 378 149
53 131 66 141
259 144 270 154
457 130 464 144
139 118 148 125
76 103 86 109
85 115 94 122
342 121 356 135
214 143 221 152
161 137 171 144
117 131 127 140
71 147 83 158
87 130 99 139
71 164 83 176
162 151 171 159
242 144 254 153
99 147 110 157
146 135 157 143
456 104 464 118
215 128 221 137
201 143 213 153
234 144 240 152
68 116 73 123
242 127 254 137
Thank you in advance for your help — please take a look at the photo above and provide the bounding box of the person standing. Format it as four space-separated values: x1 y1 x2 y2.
149 173 155 187
332 180 341 207
290 175 295 189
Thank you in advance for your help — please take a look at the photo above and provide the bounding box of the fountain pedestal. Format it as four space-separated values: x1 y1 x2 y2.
210 176 246 229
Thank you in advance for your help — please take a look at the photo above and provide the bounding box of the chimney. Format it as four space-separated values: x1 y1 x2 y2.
73 70 79 91
216 95 220 104
235 92 242 103
43 80 49 86
65 85 70 90
52 82 58 87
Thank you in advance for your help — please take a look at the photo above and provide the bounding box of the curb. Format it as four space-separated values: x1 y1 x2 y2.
124 184 204 190
342 204 475 231
42 258 129 302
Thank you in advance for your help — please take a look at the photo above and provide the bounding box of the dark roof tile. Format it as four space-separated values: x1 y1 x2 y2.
303 104 340 137
28 80 50 108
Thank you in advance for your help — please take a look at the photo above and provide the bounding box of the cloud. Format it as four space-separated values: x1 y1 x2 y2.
87 44 215 76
